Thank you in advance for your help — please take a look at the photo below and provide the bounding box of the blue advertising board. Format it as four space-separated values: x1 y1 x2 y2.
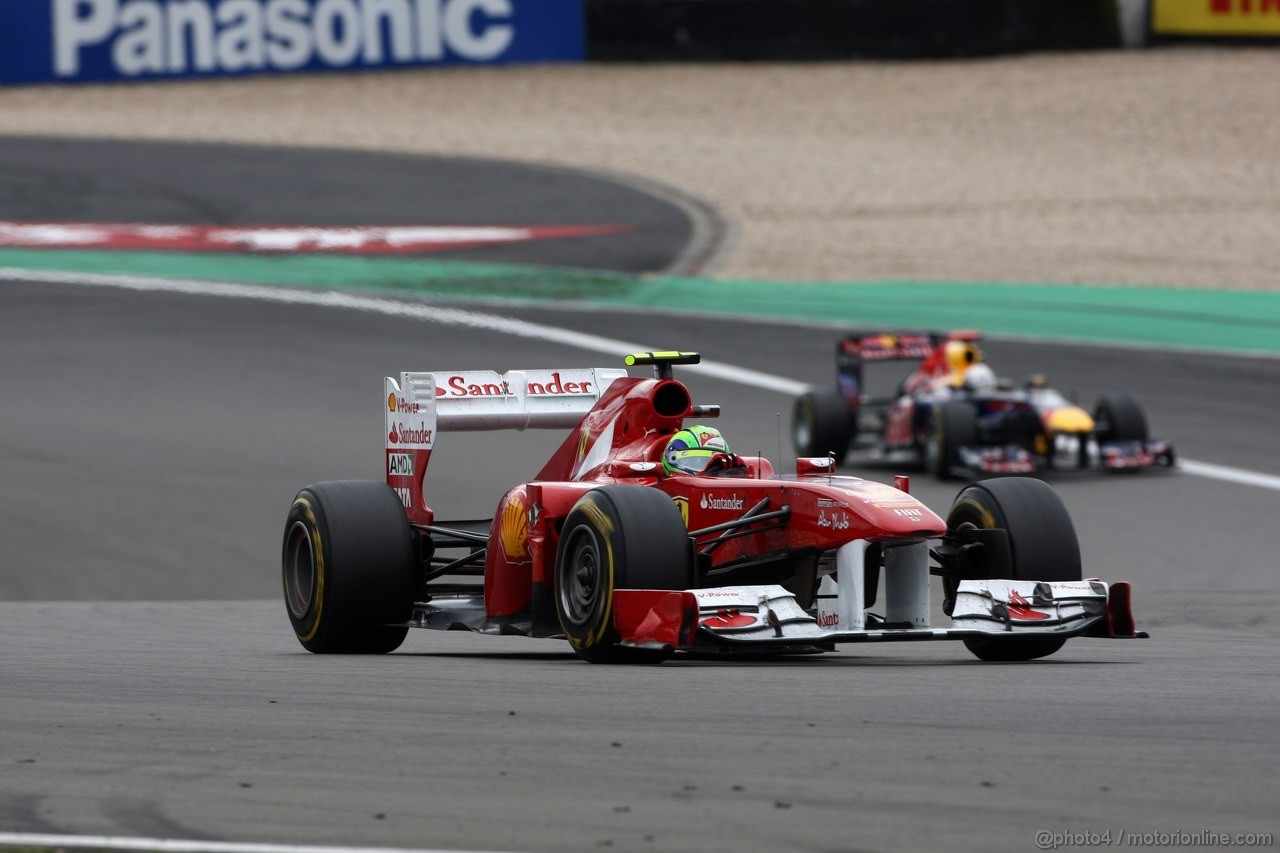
0 0 583 85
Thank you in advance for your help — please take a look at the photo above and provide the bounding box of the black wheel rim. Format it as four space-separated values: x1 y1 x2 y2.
559 527 605 629
284 520 316 620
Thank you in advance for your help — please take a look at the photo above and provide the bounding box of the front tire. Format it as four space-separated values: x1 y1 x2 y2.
1094 394 1149 443
925 401 977 480
946 478 1081 662
792 389 852 462
554 486 693 663
282 480 416 654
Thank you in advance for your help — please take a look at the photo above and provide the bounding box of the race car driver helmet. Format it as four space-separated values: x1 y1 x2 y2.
945 340 983 387
662 425 731 476
963 363 998 394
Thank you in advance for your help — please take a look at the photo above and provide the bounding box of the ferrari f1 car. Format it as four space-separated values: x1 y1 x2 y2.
282 352 1142 663
792 330 1175 480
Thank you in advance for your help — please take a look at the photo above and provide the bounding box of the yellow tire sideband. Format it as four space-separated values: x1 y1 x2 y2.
293 496 326 643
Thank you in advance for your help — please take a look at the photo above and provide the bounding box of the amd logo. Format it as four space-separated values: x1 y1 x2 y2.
387 453 414 477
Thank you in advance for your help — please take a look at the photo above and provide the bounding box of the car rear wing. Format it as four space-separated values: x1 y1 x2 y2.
837 330 942 363
384 367 629 523
836 330 982 409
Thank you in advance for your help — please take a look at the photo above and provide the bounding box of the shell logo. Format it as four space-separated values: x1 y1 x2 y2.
387 393 397 412
672 496 689 527
500 492 529 561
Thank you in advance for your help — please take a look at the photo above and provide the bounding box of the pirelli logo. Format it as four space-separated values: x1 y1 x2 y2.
1153 0 1280 35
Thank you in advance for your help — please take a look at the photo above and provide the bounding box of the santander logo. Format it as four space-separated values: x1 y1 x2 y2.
700 493 746 511
388 423 433 446
435 371 595 398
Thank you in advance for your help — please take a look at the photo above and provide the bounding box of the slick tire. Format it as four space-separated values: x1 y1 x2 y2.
946 477 1081 662
926 401 977 480
282 480 416 654
554 485 693 664
792 389 852 462
1094 394 1149 443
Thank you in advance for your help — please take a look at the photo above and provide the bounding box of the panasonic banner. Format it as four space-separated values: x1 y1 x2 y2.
0 0 584 85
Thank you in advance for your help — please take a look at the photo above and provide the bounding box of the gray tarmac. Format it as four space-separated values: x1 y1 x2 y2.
1 279 1278 852
0 137 703 274
0 600 1276 853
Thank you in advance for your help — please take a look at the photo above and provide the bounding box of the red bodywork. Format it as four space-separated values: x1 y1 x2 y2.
394 373 946 620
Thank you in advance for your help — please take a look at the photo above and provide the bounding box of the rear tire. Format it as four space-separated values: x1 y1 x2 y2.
554 486 693 664
282 480 416 654
925 401 977 480
792 389 852 463
946 478 1081 662
1094 394 1148 443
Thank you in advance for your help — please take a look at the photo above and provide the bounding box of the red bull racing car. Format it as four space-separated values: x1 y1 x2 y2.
792 330 1176 480
282 352 1141 664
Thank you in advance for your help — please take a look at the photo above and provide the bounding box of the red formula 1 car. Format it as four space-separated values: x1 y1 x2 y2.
792 330 1176 480
282 352 1142 663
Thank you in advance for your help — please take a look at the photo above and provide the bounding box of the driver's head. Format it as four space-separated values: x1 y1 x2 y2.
945 340 982 373
945 340 982 387
662 425 730 476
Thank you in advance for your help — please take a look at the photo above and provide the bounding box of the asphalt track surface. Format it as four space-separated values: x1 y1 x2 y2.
0 137 702 274
1 139 1278 852
2 277 1279 853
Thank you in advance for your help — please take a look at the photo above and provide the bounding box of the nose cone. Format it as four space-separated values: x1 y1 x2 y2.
1046 407 1094 434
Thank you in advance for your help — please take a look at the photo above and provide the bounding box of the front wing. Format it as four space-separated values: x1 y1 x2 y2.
956 438 1175 475
613 580 1142 654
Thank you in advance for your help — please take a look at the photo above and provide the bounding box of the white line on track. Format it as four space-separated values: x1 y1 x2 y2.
0 834 517 853
3 267 1277 494
0 267 803 395
1177 459 1280 492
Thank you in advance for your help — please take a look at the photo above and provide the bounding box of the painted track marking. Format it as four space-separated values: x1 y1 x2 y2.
0 834 517 853
1177 459 1280 492
3 267 1276 493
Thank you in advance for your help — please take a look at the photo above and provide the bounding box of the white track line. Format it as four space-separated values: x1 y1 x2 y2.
0 268 803 395
0 834 517 853
1178 459 1280 492
3 267 1277 493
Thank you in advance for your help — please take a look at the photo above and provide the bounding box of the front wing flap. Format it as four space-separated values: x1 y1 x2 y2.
1098 439 1175 470
957 444 1041 475
613 580 1142 653
956 438 1176 475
